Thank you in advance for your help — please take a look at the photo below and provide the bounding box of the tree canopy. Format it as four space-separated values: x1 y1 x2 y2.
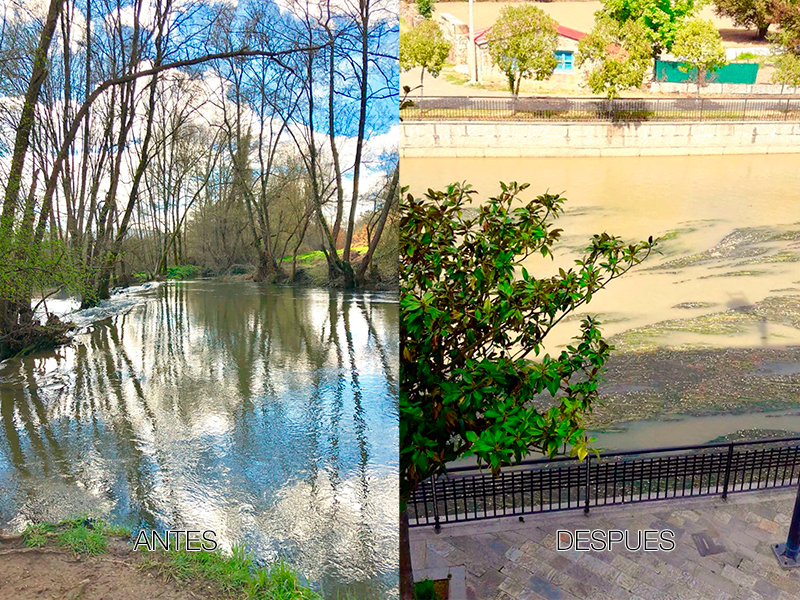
399 19 452 94
771 0 800 55
600 0 700 54
713 0 775 39
417 0 435 19
672 18 727 92
577 17 653 98
773 51 800 90
486 5 559 97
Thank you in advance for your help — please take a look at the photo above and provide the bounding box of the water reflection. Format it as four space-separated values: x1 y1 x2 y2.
0 281 399 598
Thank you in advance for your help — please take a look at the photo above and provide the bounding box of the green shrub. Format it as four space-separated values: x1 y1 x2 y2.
166 265 200 280
229 263 253 275
414 579 441 600
416 0 433 18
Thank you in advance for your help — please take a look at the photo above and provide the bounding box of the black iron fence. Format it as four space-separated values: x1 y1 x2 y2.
409 436 800 529
400 96 800 122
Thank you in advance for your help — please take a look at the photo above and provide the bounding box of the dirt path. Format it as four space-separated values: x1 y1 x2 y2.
0 536 218 600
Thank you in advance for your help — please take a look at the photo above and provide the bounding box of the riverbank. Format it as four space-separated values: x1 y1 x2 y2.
132 247 398 291
0 519 319 600
401 120 800 158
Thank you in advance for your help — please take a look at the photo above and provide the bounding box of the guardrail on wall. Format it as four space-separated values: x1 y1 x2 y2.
409 436 800 529
400 96 800 122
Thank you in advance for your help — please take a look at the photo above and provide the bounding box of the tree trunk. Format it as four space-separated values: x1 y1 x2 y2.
356 166 398 285
0 0 66 353
342 4 371 263
1 0 66 231
328 28 345 247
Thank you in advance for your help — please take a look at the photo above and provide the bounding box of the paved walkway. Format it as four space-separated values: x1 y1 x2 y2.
410 489 800 599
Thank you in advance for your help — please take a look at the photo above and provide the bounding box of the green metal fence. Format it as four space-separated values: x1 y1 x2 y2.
655 60 759 84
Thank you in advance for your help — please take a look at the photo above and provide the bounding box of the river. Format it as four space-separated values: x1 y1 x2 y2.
403 154 800 449
0 281 399 598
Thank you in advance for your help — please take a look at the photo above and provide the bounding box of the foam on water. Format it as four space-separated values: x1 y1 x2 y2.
33 282 163 331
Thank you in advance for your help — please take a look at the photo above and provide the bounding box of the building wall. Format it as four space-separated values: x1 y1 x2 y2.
433 13 469 64
400 120 800 158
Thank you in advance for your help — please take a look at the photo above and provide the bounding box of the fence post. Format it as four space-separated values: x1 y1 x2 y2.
584 455 592 516
743 97 748 120
722 443 734 500
432 476 441 533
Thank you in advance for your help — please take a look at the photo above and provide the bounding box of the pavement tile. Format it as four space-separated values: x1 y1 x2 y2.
527 575 580 600
720 564 758 588
411 489 800 600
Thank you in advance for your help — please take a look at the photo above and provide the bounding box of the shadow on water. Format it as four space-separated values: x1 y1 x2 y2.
0 281 399 598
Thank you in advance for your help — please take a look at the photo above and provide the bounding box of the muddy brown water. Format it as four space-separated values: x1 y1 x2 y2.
403 154 800 448
0 281 399 598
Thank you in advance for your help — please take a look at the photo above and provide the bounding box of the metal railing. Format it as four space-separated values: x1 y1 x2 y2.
409 436 800 529
400 96 800 122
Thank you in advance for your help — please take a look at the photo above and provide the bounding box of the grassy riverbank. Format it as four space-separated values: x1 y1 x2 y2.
0 518 320 600
132 245 398 291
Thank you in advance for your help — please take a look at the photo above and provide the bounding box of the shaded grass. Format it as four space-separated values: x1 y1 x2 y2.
399 107 800 122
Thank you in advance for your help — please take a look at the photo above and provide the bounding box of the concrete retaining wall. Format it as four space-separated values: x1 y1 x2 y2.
400 121 800 157
650 81 800 95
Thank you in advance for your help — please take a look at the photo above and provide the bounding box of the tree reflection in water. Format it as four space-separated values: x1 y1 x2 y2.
0 281 399 598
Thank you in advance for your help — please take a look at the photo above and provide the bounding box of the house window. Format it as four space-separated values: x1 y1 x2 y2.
555 50 573 72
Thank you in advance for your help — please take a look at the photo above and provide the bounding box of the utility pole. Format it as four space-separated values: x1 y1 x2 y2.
467 0 477 84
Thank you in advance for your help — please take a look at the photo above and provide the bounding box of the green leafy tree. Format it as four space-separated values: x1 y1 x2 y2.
399 20 451 101
600 0 700 55
577 18 653 98
672 18 727 94
772 52 800 91
398 182 656 599
771 0 800 56
713 0 775 39
485 5 559 98
416 0 434 19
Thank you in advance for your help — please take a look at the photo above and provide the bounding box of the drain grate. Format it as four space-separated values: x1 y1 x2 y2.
692 531 725 556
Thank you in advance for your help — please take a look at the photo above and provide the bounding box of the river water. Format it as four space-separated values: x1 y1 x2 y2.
403 154 800 448
0 281 399 598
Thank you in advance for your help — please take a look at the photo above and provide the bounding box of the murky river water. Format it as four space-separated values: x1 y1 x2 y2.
0 281 399 598
403 154 800 448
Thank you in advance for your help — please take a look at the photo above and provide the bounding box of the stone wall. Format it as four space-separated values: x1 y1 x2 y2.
401 120 800 157
434 12 470 64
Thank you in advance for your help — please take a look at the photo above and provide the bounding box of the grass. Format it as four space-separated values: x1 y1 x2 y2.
281 246 370 264
140 543 321 600
414 578 448 599
19 517 321 600
166 264 201 280
22 517 130 555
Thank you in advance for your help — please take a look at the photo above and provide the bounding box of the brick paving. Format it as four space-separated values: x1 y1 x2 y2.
410 489 800 600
